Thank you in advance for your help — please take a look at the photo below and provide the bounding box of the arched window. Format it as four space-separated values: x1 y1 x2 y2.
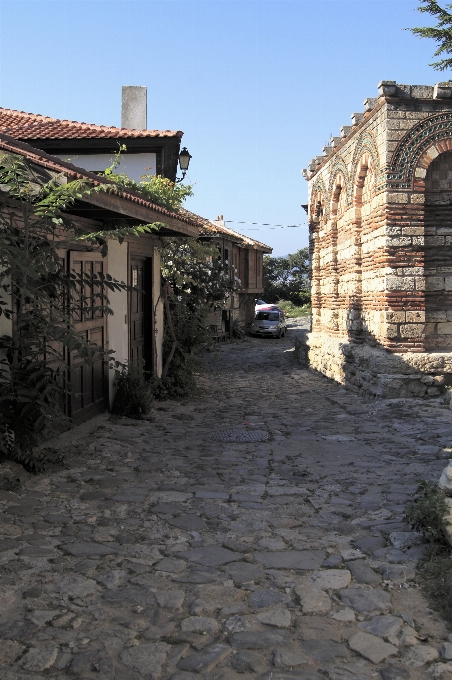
331 174 346 217
425 150 452 196
424 149 452 350
354 153 375 207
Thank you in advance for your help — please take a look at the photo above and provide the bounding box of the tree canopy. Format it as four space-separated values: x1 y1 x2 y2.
409 0 452 71
263 248 310 305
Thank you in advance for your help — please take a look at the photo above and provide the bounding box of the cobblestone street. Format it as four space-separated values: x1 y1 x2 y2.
2 320 452 679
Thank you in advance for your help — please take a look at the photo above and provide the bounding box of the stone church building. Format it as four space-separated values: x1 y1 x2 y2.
302 80 452 398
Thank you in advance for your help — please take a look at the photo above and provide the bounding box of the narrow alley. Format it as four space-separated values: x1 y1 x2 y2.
1 321 452 680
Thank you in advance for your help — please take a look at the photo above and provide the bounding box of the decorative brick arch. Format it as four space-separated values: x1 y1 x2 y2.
310 176 328 221
330 172 347 217
350 131 379 200
353 152 375 205
387 112 452 189
328 157 350 208
412 139 452 193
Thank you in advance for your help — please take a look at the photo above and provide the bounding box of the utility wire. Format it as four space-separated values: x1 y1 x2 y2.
224 220 308 230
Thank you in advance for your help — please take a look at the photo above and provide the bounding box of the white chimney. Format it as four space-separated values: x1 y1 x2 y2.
121 86 147 130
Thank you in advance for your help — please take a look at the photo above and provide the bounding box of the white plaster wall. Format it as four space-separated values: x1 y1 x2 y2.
107 239 129 405
55 153 157 183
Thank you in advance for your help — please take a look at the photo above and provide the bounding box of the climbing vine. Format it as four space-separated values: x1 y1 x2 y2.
154 236 236 398
0 152 156 468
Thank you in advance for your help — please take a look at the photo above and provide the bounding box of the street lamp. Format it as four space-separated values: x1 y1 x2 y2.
176 147 192 183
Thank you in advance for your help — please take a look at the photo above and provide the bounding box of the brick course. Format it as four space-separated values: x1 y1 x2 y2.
302 82 452 398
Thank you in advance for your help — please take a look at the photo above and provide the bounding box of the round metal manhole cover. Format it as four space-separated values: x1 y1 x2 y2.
211 429 269 443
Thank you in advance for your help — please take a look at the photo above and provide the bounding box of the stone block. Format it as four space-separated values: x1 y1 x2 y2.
120 643 170 677
20 644 59 672
439 323 452 334
249 589 290 608
400 324 425 338
295 587 331 614
386 324 399 338
338 588 392 614
434 82 452 99
385 226 402 236
177 644 232 673
378 80 397 96
387 193 409 203
412 84 434 97
415 277 426 290
410 193 425 203
386 311 405 323
273 646 312 667
256 608 291 628
297 616 342 641
406 311 425 322
386 277 415 291
389 237 412 247
359 615 403 638
426 146 440 160
310 569 351 590
348 631 398 664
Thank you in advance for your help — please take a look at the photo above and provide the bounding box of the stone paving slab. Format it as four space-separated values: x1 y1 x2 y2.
0 318 451 679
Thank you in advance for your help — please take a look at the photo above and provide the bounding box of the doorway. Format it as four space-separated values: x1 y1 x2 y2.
129 257 153 371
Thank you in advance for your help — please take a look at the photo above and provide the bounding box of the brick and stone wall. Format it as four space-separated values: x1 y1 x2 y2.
302 81 452 398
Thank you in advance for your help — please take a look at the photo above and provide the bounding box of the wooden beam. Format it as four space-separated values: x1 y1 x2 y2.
81 191 199 237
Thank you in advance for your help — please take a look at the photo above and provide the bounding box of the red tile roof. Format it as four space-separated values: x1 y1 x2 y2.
179 208 272 252
0 108 183 139
0 133 199 233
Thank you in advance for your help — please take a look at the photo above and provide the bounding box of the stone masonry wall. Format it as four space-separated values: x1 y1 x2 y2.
303 81 452 398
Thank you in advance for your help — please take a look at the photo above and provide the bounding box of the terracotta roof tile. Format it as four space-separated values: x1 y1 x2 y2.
0 133 199 231
0 108 182 140
179 208 272 252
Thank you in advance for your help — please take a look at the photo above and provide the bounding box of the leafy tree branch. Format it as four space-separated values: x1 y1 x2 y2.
263 248 310 306
409 0 452 71
0 152 158 467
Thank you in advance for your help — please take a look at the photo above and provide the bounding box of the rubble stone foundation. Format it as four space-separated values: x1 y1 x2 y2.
304 331 451 398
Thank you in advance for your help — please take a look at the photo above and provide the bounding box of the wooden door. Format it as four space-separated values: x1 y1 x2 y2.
129 257 152 369
69 251 107 424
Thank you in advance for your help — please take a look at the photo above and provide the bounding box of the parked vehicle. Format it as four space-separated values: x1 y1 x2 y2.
250 309 287 338
255 299 278 312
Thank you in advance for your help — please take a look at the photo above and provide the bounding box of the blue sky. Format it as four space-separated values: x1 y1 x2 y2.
0 0 442 255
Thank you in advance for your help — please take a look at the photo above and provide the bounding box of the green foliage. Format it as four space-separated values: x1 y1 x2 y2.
101 145 193 212
111 362 153 419
276 300 311 318
409 1 452 70
405 480 450 547
232 318 246 340
263 248 310 306
0 151 156 467
405 479 452 623
155 237 236 399
417 552 452 624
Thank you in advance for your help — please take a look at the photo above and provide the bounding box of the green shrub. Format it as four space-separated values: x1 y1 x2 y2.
405 480 452 623
276 300 311 318
405 480 450 548
111 363 153 419
232 319 246 340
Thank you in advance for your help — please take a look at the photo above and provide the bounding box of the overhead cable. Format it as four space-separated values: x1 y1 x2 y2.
224 220 308 230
